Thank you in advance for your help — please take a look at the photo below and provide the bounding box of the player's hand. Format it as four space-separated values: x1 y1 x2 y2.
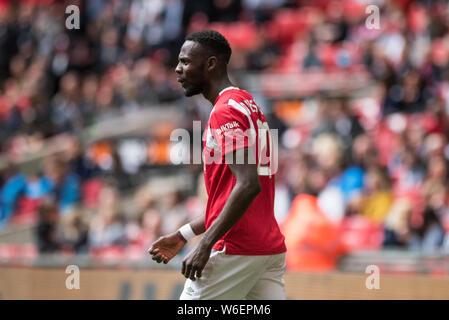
181 242 212 281
148 231 186 264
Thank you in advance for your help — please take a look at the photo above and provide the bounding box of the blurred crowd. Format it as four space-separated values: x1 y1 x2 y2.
1 0 449 271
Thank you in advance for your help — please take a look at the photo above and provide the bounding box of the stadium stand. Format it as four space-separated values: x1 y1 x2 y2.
0 0 449 276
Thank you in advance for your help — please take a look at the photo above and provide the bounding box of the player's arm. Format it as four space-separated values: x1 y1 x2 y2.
181 147 261 280
189 213 206 235
200 147 260 250
148 213 205 264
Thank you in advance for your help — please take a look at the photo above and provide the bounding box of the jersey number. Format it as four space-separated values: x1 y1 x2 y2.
256 119 273 177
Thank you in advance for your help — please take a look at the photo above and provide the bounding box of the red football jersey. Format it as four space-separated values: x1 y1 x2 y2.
202 87 286 255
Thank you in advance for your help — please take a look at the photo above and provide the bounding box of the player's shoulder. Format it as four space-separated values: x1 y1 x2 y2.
210 91 253 127
214 88 254 115
226 88 254 104
216 88 253 107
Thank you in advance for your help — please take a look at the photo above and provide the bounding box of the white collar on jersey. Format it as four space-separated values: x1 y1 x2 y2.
210 86 240 115
218 86 239 96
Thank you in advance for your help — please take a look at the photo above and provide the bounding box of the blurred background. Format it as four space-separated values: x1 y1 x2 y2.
1 0 449 299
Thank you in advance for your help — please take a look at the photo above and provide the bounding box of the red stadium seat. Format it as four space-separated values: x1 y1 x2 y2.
371 123 397 167
339 216 384 252
207 22 259 51
81 178 104 209
90 245 125 262
10 197 40 225
266 9 310 47
20 243 38 260
0 244 21 260
124 244 146 262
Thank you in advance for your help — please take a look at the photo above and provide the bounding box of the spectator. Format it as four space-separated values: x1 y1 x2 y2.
88 184 127 249
41 156 81 214
35 199 60 253
57 206 89 254
383 197 413 248
0 0 448 263
129 206 162 250
349 166 394 224
158 191 188 235
0 163 26 227
409 183 447 253
63 136 99 182
50 72 83 134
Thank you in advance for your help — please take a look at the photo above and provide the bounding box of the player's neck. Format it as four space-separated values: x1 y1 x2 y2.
203 76 233 105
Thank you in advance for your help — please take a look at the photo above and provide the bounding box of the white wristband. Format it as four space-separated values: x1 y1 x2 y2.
179 223 196 242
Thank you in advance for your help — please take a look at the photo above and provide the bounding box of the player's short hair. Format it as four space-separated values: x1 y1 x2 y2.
185 30 232 64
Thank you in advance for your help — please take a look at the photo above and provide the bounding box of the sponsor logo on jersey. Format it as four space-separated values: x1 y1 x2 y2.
216 121 239 136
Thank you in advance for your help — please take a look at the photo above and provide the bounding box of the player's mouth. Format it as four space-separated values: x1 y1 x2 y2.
177 78 186 86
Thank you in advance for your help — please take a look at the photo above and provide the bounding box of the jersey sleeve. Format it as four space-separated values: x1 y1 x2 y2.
209 97 255 156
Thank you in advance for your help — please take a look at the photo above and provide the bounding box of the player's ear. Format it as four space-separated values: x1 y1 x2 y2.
206 56 217 72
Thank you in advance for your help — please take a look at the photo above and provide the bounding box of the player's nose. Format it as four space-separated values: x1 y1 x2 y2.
175 62 182 75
